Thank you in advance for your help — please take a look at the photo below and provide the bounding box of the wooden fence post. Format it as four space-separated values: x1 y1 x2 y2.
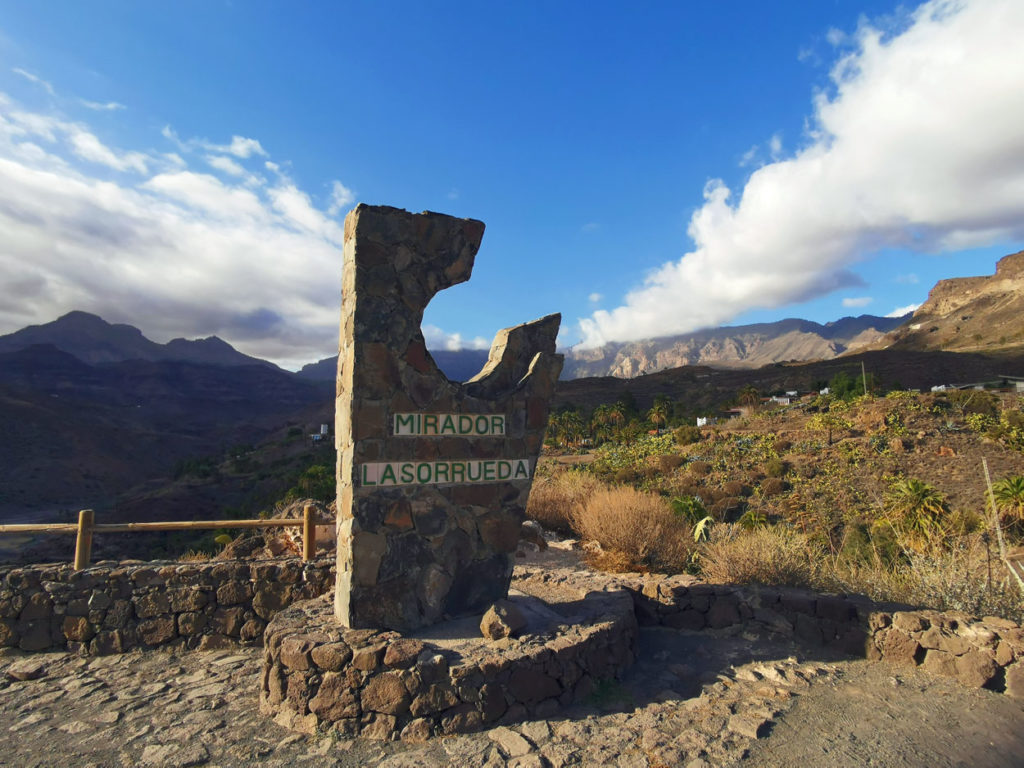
302 505 316 562
74 509 94 570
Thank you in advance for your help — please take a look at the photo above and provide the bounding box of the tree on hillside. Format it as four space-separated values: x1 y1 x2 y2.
885 478 949 551
993 475 1024 527
737 384 760 407
647 400 670 430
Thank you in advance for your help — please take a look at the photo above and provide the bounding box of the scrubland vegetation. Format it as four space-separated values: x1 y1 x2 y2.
531 384 1024 622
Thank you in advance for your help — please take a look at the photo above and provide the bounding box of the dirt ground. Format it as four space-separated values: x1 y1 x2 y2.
2 619 1022 767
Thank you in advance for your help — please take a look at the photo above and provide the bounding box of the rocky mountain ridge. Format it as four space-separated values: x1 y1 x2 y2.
883 250 1024 353
0 311 279 369
561 315 907 379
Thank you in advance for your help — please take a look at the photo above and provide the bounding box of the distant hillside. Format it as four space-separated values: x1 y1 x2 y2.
553 348 1024 414
298 348 491 383
562 314 908 378
0 311 279 369
0 343 330 518
882 250 1024 353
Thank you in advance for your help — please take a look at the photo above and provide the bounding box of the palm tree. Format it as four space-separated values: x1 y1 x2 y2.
647 401 669 431
992 475 1024 525
885 478 948 550
590 404 612 444
738 384 760 408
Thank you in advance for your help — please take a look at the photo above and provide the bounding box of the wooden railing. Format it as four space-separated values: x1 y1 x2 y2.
0 505 324 569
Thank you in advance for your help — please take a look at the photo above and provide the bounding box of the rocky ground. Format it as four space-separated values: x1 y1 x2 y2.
2 618 1023 768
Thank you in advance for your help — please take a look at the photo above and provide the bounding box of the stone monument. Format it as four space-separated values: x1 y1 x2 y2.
334 204 563 631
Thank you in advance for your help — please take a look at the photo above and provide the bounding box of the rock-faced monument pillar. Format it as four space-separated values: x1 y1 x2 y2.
335 204 562 631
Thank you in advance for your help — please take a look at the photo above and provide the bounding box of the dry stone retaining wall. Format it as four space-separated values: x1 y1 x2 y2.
622 572 1024 697
2 555 1022 701
0 557 333 655
260 587 637 740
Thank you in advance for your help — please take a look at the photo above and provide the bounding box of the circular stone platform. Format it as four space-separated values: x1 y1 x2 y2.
259 574 637 740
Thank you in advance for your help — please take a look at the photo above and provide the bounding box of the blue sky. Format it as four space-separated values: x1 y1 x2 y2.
1 0 1022 369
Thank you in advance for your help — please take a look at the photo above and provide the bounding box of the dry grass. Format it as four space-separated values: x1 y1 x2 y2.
699 524 817 587
823 534 1024 623
526 469 603 534
571 486 693 572
178 549 212 563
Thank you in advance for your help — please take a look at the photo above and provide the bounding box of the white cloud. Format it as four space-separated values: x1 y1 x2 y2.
12 68 54 95
80 99 125 112
588 292 603 303
68 127 148 174
205 154 245 177
221 135 266 158
0 93 361 369
887 303 921 317
894 272 919 284
768 133 783 160
327 180 355 217
422 324 489 351
161 126 266 160
842 296 873 308
739 145 759 167
579 0 1024 347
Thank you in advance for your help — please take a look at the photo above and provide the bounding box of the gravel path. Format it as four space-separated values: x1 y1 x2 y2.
3 623 1022 768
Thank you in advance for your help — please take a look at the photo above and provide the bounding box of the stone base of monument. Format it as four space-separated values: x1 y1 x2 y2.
259 573 637 740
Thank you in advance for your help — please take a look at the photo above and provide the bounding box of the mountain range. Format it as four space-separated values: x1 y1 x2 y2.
560 314 908 378
4 250 1024 532
879 250 1024 354
0 311 280 369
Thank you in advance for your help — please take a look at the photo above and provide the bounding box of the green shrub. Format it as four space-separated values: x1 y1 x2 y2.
673 425 702 445
670 495 707 525
764 457 788 477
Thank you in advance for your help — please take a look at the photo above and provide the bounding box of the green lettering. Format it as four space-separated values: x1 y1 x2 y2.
475 415 488 435
361 464 376 486
395 413 416 435
440 415 456 435
467 461 482 482
451 462 466 483
483 461 496 481
400 463 414 483
417 463 432 483
459 414 473 434
435 462 450 483
497 460 512 480
513 459 530 479
380 464 398 485
491 414 505 435
423 414 438 434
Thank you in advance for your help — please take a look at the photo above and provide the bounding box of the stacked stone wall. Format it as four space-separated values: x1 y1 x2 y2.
2 557 1022 701
260 588 637 740
622 572 1024 697
0 557 334 655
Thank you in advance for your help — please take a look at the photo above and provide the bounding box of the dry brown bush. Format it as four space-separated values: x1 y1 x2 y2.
699 524 816 587
572 486 693 572
689 461 711 477
658 453 685 473
760 477 787 496
722 480 748 497
526 470 602 534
